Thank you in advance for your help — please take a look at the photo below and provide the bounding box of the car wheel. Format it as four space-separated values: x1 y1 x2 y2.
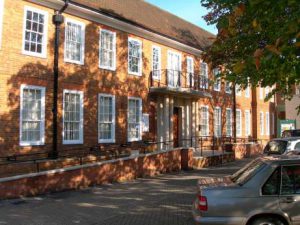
251 217 285 225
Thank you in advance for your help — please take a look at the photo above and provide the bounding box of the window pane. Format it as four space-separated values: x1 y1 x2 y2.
65 21 84 62
262 167 280 195
100 30 115 69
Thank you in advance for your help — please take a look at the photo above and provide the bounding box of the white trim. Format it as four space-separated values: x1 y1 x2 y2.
236 109 242 137
22 6 48 58
99 28 117 71
62 89 84 145
260 111 264 135
20 84 46 146
64 17 85 65
244 109 251 136
26 0 203 56
245 85 250 98
98 93 116 143
200 105 209 136
225 108 232 137
186 56 194 87
259 87 264 100
213 68 221 92
128 37 142 76
266 112 270 136
151 45 161 80
0 0 4 49
127 97 142 142
214 106 222 137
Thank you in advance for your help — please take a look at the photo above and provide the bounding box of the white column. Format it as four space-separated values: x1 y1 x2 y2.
181 104 186 147
157 97 164 150
169 96 174 149
195 101 199 148
185 100 191 147
192 100 196 147
164 96 170 150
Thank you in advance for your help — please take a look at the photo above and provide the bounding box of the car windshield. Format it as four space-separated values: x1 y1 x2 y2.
230 159 266 186
264 140 288 154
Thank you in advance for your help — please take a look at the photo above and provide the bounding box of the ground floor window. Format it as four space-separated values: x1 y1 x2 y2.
128 97 142 141
226 108 232 137
98 94 115 143
20 85 45 146
200 106 209 136
245 110 251 137
63 90 83 144
236 109 242 137
260 111 264 135
214 107 222 137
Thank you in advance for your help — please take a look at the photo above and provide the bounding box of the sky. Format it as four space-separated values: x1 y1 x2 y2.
145 0 217 35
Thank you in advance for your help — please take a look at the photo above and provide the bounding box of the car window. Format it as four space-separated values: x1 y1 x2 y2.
294 142 300 150
281 165 300 195
265 141 288 154
262 167 280 195
231 159 266 185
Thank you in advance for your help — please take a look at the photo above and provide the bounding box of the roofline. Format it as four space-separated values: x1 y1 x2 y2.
26 0 204 56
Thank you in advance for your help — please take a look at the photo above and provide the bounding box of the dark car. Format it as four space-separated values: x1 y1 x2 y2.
282 129 300 138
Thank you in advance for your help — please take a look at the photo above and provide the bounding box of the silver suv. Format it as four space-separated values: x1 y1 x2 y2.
192 156 300 225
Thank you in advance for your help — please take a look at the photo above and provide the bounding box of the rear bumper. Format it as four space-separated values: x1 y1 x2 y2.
192 201 245 225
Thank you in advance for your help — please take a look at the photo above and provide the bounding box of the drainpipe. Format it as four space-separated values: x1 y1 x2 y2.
233 82 237 143
51 0 69 159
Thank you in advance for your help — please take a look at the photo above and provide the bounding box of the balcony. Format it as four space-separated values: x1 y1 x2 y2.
149 69 211 99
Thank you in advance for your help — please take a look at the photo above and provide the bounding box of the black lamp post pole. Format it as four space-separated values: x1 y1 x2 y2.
51 1 69 159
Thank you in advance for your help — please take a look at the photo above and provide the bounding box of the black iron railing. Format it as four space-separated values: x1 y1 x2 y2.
150 69 210 91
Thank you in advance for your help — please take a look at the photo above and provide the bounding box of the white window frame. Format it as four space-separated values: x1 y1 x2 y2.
213 68 221 91
128 37 142 76
20 84 45 146
260 111 264 135
259 87 264 100
200 105 209 136
186 56 194 87
245 110 251 137
22 6 48 58
200 61 208 89
99 29 116 71
214 107 222 137
127 97 142 142
235 84 242 96
226 108 232 137
225 82 232 94
236 109 242 137
245 85 250 98
266 112 270 135
64 18 85 65
265 87 270 98
151 45 161 80
98 94 116 143
62 90 84 145
0 0 4 49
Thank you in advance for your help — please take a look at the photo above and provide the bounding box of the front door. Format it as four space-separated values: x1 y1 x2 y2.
173 107 180 148
279 165 300 225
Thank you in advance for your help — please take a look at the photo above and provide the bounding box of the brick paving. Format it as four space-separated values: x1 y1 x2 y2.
0 159 252 225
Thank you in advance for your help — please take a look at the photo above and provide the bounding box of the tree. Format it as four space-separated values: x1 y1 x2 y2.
201 0 299 102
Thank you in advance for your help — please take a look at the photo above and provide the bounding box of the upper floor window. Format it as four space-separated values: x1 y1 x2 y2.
235 84 242 96
22 6 48 58
260 87 264 100
213 68 221 91
200 62 208 89
245 85 250 98
63 90 84 144
20 85 45 146
152 45 161 80
226 108 232 137
225 82 232 94
98 94 115 143
200 106 209 136
128 97 142 141
64 18 85 65
236 109 242 137
128 38 142 76
0 0 4 49
214 107 222 137
186 57 194 87
99 29 116 70
266 112 270 135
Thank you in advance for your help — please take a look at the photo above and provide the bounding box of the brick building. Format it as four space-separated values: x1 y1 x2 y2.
0 0 276 157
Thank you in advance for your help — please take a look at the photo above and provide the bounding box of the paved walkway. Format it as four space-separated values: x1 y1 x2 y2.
0 158 253 225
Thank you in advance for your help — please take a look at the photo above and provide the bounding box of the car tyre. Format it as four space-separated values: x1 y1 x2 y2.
251 217 285 225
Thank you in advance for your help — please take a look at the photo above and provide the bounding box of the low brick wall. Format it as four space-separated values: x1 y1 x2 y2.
0 148 193 199
233 143 263 159
193 153 235 169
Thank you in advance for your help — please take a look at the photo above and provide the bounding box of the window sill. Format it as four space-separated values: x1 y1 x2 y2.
99 66 116 71
20 141 45 147
22 50 47 59
99 139 116 144
128 71 142 77
64 58 84 65
63 140 84 145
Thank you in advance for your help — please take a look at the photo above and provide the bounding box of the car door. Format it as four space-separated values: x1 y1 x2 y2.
279 165 300 225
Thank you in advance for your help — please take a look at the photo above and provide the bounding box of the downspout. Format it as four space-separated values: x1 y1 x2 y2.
51 0 69 159
233 83 237 143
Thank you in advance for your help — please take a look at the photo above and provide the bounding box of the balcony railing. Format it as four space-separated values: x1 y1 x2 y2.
150 69 210 91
